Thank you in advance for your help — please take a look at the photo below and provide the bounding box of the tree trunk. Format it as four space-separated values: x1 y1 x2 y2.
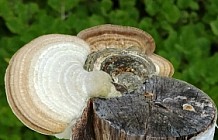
72 76 217 140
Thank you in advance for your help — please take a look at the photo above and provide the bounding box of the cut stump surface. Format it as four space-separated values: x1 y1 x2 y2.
93 76 216 140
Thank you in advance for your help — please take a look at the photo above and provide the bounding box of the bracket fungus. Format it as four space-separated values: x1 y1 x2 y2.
5 24 217 140
5 34 120 139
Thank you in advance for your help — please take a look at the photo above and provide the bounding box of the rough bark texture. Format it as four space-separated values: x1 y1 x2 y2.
71 76 216 139
93 76 216 140
72 100 95 140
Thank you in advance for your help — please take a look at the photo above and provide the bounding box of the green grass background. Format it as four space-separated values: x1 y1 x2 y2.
0 0 218 139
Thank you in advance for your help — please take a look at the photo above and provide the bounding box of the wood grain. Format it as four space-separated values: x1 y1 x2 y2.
92 76 216 140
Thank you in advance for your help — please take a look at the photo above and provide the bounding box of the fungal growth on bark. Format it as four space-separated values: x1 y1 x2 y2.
5 24 216 140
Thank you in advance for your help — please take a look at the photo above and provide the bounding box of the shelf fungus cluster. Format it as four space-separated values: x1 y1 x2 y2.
5 24 217 140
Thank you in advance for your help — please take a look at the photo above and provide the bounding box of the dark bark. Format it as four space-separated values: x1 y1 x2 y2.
72 76 216 140
72 100 95 140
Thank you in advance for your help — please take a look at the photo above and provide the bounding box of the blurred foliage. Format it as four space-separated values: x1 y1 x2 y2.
0 0 218 139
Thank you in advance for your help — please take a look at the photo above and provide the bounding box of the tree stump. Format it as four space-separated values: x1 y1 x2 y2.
72 76 217 140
